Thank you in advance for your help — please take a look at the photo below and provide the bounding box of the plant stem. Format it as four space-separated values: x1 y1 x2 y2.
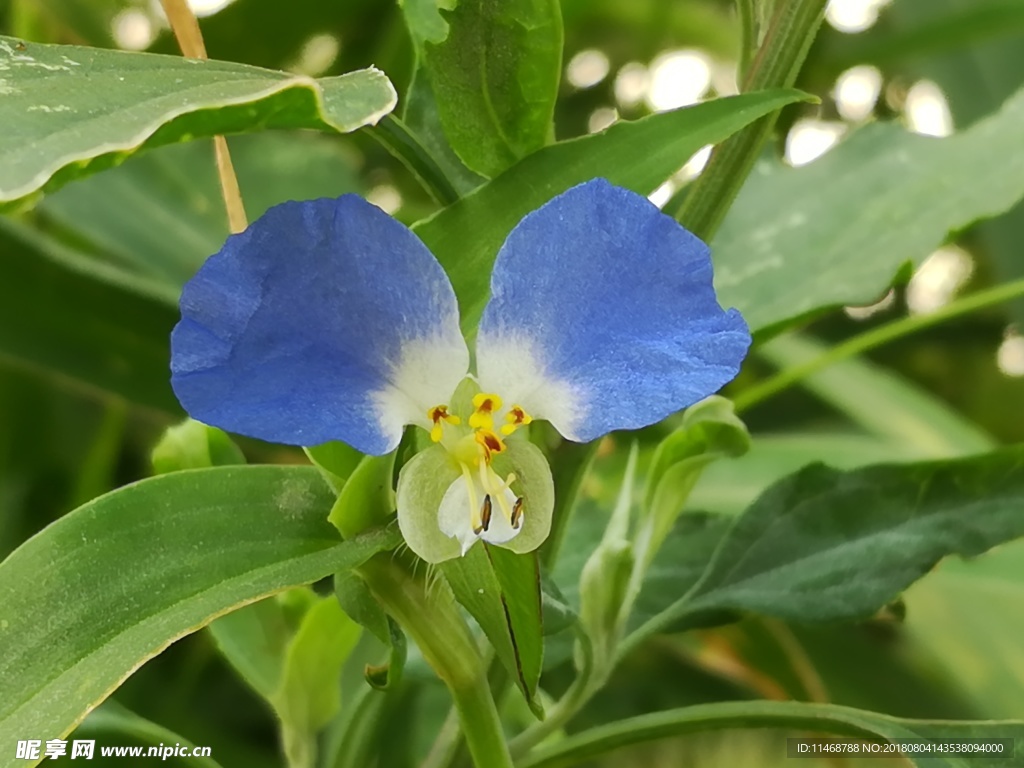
359 556 514 768
734 276 1024 413
736 0 758 81
160 0 247 234
368 116 461 207
507 671 590 759
517 701 914 768
670 0 828 240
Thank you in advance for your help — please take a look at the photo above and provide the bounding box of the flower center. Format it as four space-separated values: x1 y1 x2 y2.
426 391 534 545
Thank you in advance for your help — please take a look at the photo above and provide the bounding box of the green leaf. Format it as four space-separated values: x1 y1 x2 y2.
77 700 223 768
886 0 1024 327
630 445 1024 646
629 511 733 631
688 432 924 516
820 0 1024 77
412 89 810 335
758 334 996 457
0 36 396 207
334 570 407 689
400 0 458 45
713 84 1024 334
151 419 246 474
441 545 544 713
207 595 296 700
905 538 1024 718
37 133 362 288
642 396 750 559
518 700 1024 768
0 466 400 761
0 216 180 413
577 443 637 666
270 596 362 768
421 0 563 177
304 441 365 495
382 67 486 203
329 452 396 538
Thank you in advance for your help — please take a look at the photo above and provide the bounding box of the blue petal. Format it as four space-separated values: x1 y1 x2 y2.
171 196 469 454
476 179 750 442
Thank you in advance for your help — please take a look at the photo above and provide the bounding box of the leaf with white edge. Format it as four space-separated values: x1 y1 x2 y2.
411 89 810 335
519 700 1024 768
0 36 396 206
629 445 1024 648
0 466 400 766
713 84 1024 334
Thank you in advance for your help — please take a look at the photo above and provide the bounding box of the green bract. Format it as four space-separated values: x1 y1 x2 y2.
396 438 555 564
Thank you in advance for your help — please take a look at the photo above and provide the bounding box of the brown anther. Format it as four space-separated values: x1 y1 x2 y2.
511 497 524 529
480 495 493 532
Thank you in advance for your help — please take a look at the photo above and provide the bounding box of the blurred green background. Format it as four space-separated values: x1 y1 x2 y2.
2 0 1024 765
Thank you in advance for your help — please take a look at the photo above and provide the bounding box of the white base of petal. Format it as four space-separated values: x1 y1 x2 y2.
372 333 470 443
476 332 582 439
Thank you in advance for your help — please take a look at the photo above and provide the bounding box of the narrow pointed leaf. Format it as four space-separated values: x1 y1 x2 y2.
630 445 1024 646
441 546 543 711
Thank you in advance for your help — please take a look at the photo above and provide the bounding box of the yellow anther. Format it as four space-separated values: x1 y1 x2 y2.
474 429 506 462
427 404 460 442
469 392 503 430
500 404 533 436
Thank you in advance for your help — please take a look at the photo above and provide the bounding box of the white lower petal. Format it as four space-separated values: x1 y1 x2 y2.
437 472 520 556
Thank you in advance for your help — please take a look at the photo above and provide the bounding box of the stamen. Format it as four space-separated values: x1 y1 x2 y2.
511 497 524 529
500 404 534 436
480 495 493 532
427 404 460 443
469 392 503 430
474 429 506 462
461 463 482 533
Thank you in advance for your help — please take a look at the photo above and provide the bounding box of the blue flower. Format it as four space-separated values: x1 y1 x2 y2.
171 179 750 562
